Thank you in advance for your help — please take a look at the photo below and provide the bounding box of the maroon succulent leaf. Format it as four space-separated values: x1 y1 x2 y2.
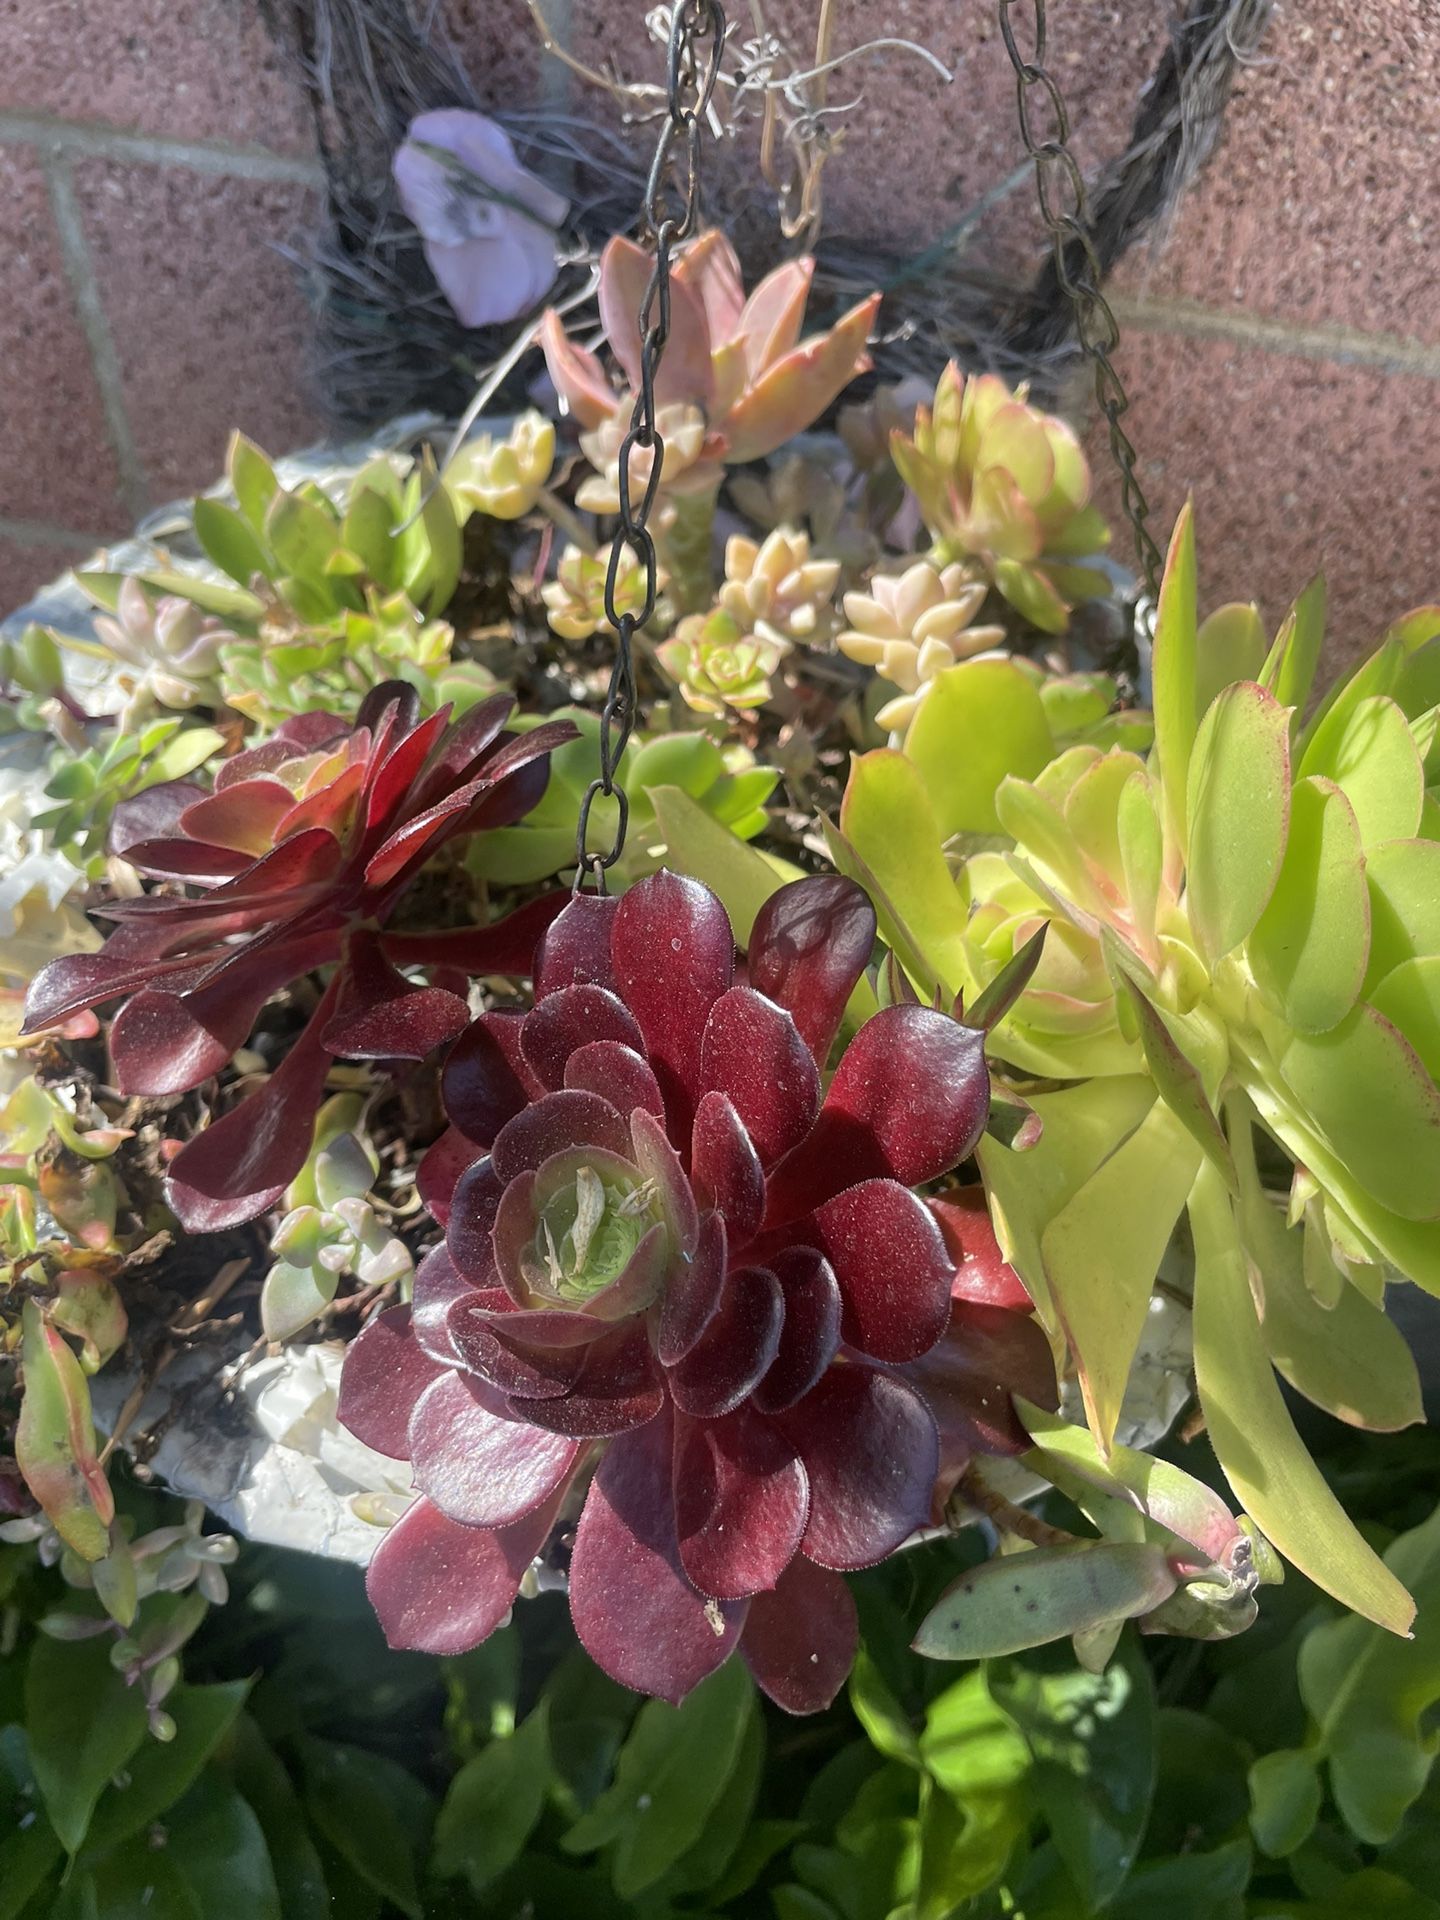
904 1299 1061 1510
337 1305 446 1459
930 1191 1036 1310
338 870 1029 1708
24 681 577 1225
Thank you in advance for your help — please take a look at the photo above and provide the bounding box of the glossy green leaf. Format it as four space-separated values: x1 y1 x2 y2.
1301 694 1424 848
913 1544 1175 1661
1297 633 1403 764
227 432 280 532
1117 973 1236 1188
264 491 342 594
996 776 1104 915
563 1659 754 1899
297 1738 430 1920
1186 680 1292 962
1063 749 1148 891
83 1846 200 1919
1249 1748 1323 1857
837 749 968 998
163 1777 281 1920
918 1667 1031 1803
663 1700 764 1897
416 450 463 614
1117 769 1163 959
1150 500 1199 860
648 785 802 947
989 1636 1157 1911
25 1630 148 1853
1296 1500 1440 1844
966 925 1047 1032
906 658 1055 835
1365 837 1440 995
914 1769 1027 1916
81 1682 250 1861
1189 1159 1415 1634
1280 1003 1440 1222
340 486 402 592
976 1076 1156 1331
1249 776 1370 1033
1041 1097 1202 1448
1107 1837 1252 1920
15 1299 112 1561
1195 600 1266 714
848 1651 922 1770
146 725 227 785
1371 954 1440 1079
192 497 272 589
433 1705 550 1891
229 1718 328 1920
1260 574 1327 726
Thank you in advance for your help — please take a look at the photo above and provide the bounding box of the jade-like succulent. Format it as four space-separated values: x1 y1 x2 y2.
540 542 652 642
840 506 1437 1646
74 577 231 720
890 365 1111 634
717 527 840 649
657 608 788 718
261 1115 413 1343
445 411 555 521
32 714 226 880
838 559 1006 733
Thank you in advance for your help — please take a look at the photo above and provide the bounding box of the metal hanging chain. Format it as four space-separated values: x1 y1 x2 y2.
997 0 1163 609
574 1 726 891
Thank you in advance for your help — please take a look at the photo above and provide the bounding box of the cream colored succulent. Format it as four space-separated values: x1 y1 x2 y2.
447 410 555 520
541 543 652 641
718 526 840 648
87 576 230 720
838 560 1006 733
576 403 708 516
656 607 788 718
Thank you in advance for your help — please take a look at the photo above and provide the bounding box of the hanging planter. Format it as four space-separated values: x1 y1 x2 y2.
3 0 1433 1728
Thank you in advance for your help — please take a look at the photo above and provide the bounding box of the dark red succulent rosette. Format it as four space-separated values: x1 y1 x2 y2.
22 682 577 1231
339 870 1052 1709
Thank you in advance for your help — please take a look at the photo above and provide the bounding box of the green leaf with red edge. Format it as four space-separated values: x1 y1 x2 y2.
1189 1158 1415 1634
1259 574 1327 727
1150 502 1198 862
1364 837 1440 995
1185 680 1292 963
1299 694 1424 848
1248 776 1370 1033
1195 602 1266 715
1114 972 1236 1191
906 658 1055 836
15 1300 112 1560
837 749 969 999
967 925 1047 1032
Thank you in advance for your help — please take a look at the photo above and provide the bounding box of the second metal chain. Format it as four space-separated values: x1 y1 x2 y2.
997 0 1163 608
574 1 726 890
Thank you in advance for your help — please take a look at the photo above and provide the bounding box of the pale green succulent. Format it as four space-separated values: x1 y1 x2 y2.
837 506 1440 1645
261 1125 413 1344
656 608 788 718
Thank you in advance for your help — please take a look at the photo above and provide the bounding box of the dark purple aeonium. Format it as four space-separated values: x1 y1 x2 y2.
22 682 576 1231
339 870 1052 1710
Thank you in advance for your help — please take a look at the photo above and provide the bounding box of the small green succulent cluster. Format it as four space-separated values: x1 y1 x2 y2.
33 713 225 877
260 1102 413 1344
839 506 1439 1645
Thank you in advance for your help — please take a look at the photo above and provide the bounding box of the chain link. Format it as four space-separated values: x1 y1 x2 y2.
574 2 726 890
997 0 1162 609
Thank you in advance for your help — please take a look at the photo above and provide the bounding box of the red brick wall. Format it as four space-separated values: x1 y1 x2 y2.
2 0 1435 677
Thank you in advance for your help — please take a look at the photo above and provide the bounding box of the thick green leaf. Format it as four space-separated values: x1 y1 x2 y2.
662 1697 764 1896
1249 776 1370 1033
1280 1003 1440 1222
1107 1837 1252 1920
1117 769 1163 959
81 1682 249 1861
563 1659 754 1899
989 1636 1157 1911
976 1076 1155 1332
84 1845 201 1919
1301 693 1424 848
134 568 265 620
1189 1160 1415 1634
1116 973 1235 1187
433 1705 550 1891
1040 1097 1202 1448
838 749 969 998
264 490 342 594
1249 1747 1323 1857
1364 837 1440 996
996 776 1104 915
340 485 402 591
1195 600 1266 714
192 497 272 589
227 432 280 532
1148 1707 1252 1856
163 1777 280 1920
1371 954 1440 1079
912 1544 1176 1661
24 1631 148 1854
1185 680 1292 962
848 1650 922 1769
296 1738 429 1920
906 658 1055 836
228 1718 328 1920
15 1298 112 1560
918 1668 1031 1802
1150 501 1199 861
914 1769 1026 1916
1297 1500 1440 1844
145 725 227 786
648 785 801 945
0 1728 62 1920
1260 574 1328 726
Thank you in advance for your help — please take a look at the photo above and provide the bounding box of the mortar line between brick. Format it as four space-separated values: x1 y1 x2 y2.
0 111 324 185
1109 294 1440 381
0 515 108 552
43 152 152 525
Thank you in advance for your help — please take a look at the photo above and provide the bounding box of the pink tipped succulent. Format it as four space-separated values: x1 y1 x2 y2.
541 230 881 505
22 683 577 1232
333 870 1054 1710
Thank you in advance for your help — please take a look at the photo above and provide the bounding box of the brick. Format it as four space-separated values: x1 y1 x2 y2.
1085 328 1440 682
1113 0 1440 345
443 0 546 106
0 537 80 618
0 147 126 533
0 0 314 155
72 162 325 503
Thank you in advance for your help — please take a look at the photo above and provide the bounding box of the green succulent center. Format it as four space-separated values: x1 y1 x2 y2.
533 1165 659 1303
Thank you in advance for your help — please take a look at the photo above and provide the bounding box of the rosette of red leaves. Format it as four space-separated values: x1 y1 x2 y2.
339 870 1056 1709
23 683 576 1231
